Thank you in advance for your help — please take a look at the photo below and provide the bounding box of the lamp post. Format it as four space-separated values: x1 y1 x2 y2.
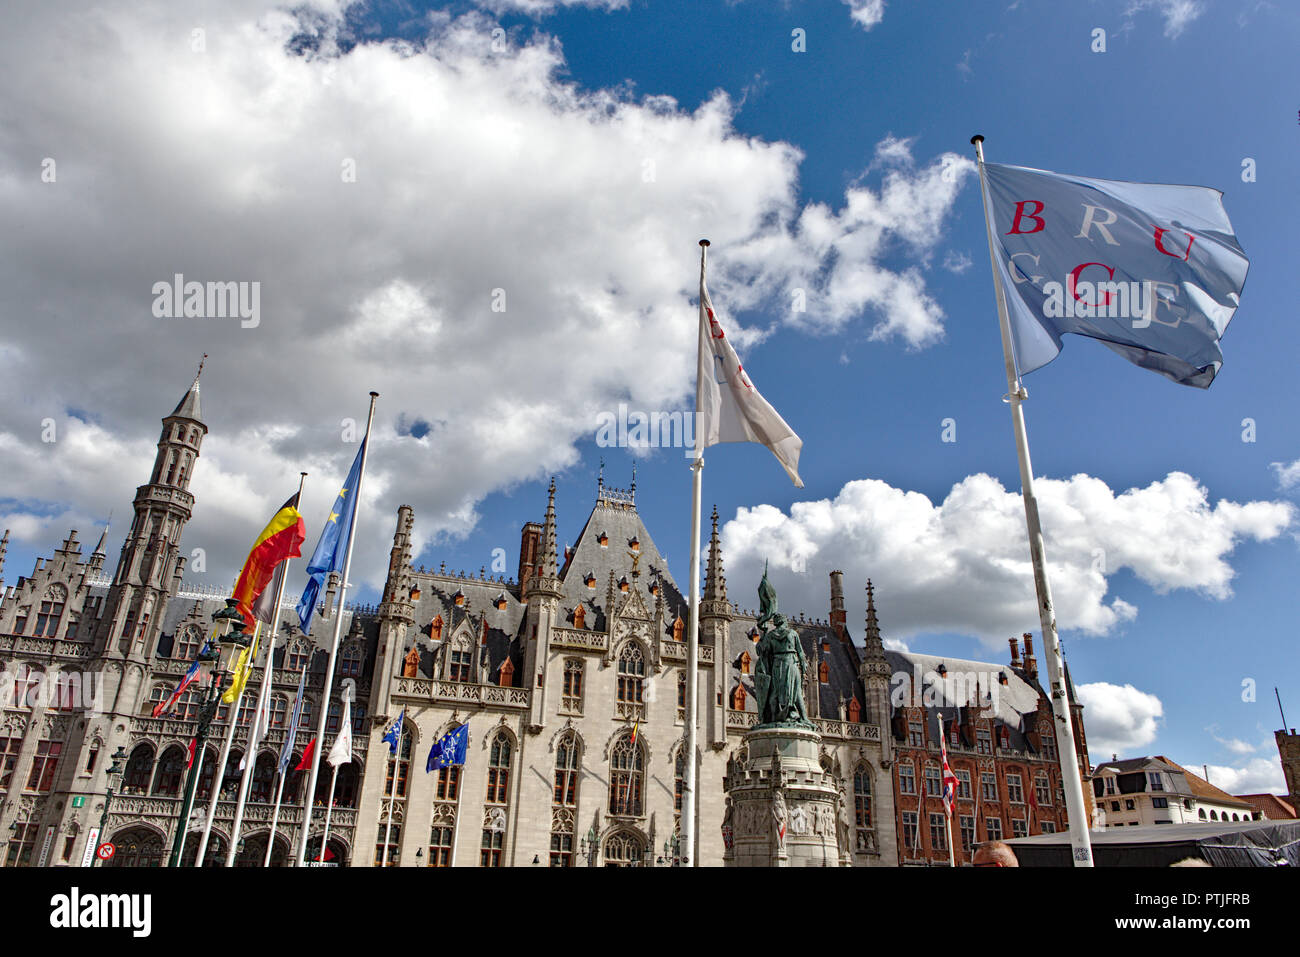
579 824 598 867
166 599 248 868
91 745 128 867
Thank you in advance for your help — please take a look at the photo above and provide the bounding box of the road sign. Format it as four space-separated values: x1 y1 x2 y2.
96 843 115 861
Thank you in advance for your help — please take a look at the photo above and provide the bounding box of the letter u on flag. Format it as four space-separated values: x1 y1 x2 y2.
697 273 803 485
981 162 1249 388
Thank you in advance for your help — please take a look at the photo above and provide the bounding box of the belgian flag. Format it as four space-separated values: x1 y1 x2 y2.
232 493 307 628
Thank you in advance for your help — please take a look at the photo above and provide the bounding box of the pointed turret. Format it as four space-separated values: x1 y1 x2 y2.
89 521 109 576
859 578 891 724
530 479 563 600
0 528 8 580
171 353 205 423
703 505 727 606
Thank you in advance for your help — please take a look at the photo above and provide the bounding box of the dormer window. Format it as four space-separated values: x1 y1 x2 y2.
739 651 751 675
748 627 759 643
628 538 639 551
585 572 597 589
573 605 586 629
598 532 609 548
494 593 508 611
672 617 684 642
847 696 862 723
453 590 466 607
819 661 829 683
618 577 629 593
648 580 659 596
937 663 947 677
430 615 444 642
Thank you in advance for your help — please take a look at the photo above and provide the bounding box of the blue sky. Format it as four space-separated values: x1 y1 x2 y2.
1 0 1296 793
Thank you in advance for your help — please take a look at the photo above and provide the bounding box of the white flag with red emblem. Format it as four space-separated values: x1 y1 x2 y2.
940 717 960 817
697 275 803 487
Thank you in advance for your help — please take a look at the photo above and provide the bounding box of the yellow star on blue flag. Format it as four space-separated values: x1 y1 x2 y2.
296 439 366 633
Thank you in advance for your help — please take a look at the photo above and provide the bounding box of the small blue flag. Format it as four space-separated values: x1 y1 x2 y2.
382 708 405 756
278 665 307 776
426 724 469 773
981 162 1249 388
296 439 367 634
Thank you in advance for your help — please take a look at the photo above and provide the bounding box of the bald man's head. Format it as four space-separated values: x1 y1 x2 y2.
973 841 1019 867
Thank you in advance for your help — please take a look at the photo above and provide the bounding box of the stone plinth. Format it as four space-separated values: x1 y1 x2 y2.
722 726 847 867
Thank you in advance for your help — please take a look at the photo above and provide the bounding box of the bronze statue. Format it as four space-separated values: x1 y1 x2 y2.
754 565 812 728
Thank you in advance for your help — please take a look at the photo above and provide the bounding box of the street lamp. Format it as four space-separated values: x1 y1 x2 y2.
91 745 128 867
166 599 248 868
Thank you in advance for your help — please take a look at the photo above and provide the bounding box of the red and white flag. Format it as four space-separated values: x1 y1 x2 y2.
940 720 959 817
697 273 803 486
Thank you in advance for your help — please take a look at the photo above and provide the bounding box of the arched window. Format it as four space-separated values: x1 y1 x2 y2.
616 644 645 714
285 642 310 672
165 450 179 485
847 696 862 722
34 585 67 637
674 748 685 814
152 746 187 796
740 651 751 675
554 732 580 807
448 635 472 683
1210 810 1219 821
854 764 873 843
677 673 686 721
572 604 586 629
196 747 218 800
1198 808 1207 820
608 732 644 817
731 685 747 710
603 831 643 867
340 642 364 677
121 745 155 795
486 732 512 804
430 615 444 642
11 665 42 710
562 659 584 714
482 731 514 866
175 625 203 660
251 753 277 803
104 827 164 868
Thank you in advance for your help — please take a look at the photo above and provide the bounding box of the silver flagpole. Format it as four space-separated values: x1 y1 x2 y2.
680 238 710 868
295 392 379 866
381 735 398 867
318 764 340 866
195 619 259 865
938 712 955 868
223 472 307 867
971 134 1093 867
264 768 287 867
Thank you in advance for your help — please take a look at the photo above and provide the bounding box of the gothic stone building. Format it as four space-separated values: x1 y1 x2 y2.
0 375 1092 867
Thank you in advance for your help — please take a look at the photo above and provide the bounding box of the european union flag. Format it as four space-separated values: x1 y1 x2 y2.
296 439 367 633
427 724 468 772
382 708 405 755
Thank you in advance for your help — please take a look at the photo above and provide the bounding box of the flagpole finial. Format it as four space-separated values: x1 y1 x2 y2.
699 238 710 247
970 134 984 145
369 391 379 398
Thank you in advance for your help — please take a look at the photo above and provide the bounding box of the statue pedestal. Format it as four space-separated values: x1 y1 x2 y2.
722 726 845 867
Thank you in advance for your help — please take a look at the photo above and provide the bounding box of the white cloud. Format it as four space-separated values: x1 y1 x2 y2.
475 0 628 13
1125 0 1205 38
1182 757 1286 796
1206 725 1257 756
717 471 1293 644
942 250 972 274
842 0 886 29
1076 682 1164 758
0 2 965 594
1271 459 1300 490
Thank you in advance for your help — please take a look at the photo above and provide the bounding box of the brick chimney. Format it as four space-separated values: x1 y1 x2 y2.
518 521 542 600
829 570 847 641
1021 632 1037 679
1009 635 1021 666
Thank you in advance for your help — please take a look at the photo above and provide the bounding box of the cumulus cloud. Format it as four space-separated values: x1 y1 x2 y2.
1206 725 1256 756
1125 0 1205 38
0 2 967 594
1076 682 1164 757
1182 757 1286 796
842 0 886 30
717 471 1293 643
1271 459 1300 490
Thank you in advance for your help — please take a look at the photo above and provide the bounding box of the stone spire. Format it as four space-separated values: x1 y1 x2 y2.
171 353 206 423
703 505 727 605
0 528 7 580
860 579 889 684
531 479 563 600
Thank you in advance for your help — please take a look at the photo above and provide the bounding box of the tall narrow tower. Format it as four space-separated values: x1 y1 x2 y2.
94 358 207 664
700 506 733 749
